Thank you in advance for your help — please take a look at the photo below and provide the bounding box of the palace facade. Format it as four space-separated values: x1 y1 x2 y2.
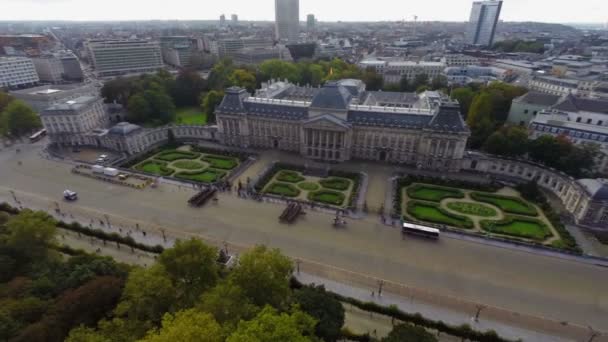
216 79 470 171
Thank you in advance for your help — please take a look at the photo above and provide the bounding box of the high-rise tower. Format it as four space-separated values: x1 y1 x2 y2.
466 0 503 47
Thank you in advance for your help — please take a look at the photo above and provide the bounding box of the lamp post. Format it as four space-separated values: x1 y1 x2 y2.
474 304 487 323
377 280 384 297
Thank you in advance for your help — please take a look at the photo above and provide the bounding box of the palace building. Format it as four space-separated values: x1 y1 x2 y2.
215 79 470 171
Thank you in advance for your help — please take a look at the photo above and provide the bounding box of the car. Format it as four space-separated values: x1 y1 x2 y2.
96 158 105 164
63 190 78 201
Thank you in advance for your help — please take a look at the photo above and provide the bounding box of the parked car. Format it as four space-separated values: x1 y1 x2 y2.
63 190 78 201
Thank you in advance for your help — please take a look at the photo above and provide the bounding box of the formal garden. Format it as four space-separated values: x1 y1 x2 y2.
393 176 578 250
130 146 242 184
254 163 361 209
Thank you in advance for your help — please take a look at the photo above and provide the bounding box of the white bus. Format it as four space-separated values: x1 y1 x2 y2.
29 129 47 143
402 222 440 239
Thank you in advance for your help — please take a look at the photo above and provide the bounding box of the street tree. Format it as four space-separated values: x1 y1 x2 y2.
140 309 222 342
382 323 437 342
200 90 224 124
226 306 317 342
2 100 41 137
294 285 344 342
198 281 259 327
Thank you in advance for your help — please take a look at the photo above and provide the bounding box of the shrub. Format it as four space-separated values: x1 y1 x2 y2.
276 170 305 183
201 155 239 170
154 150 200 162
135 160 174 176
265 182 301 197
407 201 474 229
308 190 346 206
319 177 351 191
481 216 553 241
175 169 226 183
471 192 537 216
407 184 465 202
298 182 320 191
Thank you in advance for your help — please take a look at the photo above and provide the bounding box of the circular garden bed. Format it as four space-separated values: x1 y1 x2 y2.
446 202 498 217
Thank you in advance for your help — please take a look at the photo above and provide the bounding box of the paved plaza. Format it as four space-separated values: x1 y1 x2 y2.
1 142 608 335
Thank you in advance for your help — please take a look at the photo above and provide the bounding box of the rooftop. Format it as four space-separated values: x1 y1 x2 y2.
42 95 99 114
577 179 608 201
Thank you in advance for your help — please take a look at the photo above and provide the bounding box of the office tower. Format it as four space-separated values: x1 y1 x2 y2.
275 0 299 42
85 39 163 77
466 0 502 47
0 56 39 89
307 14 316 32
160 36 197 68
220 14 226 27
231 14 238 24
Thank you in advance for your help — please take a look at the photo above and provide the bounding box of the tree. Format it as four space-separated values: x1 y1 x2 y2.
229 69 257 93
294 285 344 342
226 306 317 342
259 59 301 83
430 75 448 91
482 125 529 157
411 73 429 90
229 245 293 308
466 93 496 148
114 265 175 323
198 281 259 327
208 58 235 90
144 89 176 124
140 309 222 342
126 94 151 123
172 70 207 107
5 210 57 266
382 323 437 342
399 76 410 92
201 90 224 124
158 239 219 308
2 100 41 137
0 91 14 112
450 87 475 117
65 326 110 342
361 67 383 91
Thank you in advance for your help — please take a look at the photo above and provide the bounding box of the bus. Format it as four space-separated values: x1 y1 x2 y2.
29 129 47 143
402 222 440 239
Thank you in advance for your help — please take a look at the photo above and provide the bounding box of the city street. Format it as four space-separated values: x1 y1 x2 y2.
1 143 608 334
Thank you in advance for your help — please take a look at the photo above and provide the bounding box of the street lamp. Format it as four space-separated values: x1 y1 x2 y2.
474 304 487 323
377 280 384 297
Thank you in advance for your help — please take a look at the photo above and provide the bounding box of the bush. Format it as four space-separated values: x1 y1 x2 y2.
471 192 537 216
319 177 351 191
407 201 474 229
174 169 226 183
201 155 239 170
265 182 301 197
309 190 346 206
407 184 465 202
154 150 200 162
276 170 306 183
480 216 552 241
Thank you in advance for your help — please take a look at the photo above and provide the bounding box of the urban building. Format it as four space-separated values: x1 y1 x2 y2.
160 36 197 68
0 56 39 89
58 51 84 81
220 15 226 27
506 91 561 126
10 83 97 112
366 61 446 85
307 14 316 33
232 48 283 65
85 39 163 77
215 79 470 170
40 95 109 145
528 74 608 99
441 54 480 67
466 0 503 47
31 55 64 83
231 14 238 24
275 0 300 43
444 65 510 85
215 37 275 59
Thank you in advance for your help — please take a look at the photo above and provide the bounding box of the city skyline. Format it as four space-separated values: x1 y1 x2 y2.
2 0 607 24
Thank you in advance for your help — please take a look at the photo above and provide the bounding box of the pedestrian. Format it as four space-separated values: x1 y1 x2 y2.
371 291 375 297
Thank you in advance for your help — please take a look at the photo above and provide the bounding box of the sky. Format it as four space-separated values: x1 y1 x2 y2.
1 0 607 24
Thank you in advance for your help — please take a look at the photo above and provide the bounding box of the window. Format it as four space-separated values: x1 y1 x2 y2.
587 119 592 124
524 110 529 114
576 117 581 123
599 121 604 126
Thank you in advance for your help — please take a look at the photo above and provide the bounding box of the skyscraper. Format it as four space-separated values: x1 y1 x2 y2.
275 0 299 43
307 14 316 33
231 14 238 24
466 0 502 47
219 14 226 27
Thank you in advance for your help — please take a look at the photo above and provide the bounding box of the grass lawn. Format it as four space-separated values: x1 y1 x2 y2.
309 190 346 206
135 160 174 176
471 192 537 216
175 170 226 183
407 184 465 202
276 170 305 183
446 202 498 217
172 160 205 170
202 155 239 170
155 150 201 162
174 107 208 125
320 177 351 191
481 216 552 241
407 201 474 229
298 182 320 191
265 182 301 197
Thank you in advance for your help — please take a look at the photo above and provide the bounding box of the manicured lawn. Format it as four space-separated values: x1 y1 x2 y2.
319 177 351 191
309 190 346 206
172 160 205 170
481 216 552 241
471 193 537 216
265 182 301 197
174 107 208 125
135 160 174 176
276 170 305 183
298 182 320 191
155 150 201 162
407 201 474 229
407 184 465 202
446 202 498 217
175 170 226 183
202 155 239 170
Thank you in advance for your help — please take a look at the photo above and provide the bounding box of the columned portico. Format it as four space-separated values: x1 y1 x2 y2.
303 127 347 161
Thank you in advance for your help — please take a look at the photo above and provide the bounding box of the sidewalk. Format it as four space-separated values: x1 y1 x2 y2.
295 272 572 342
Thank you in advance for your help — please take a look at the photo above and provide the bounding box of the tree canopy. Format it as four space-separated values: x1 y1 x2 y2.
226 306 317 342
294 285 344 342
0 100 41 137
140 309 223 342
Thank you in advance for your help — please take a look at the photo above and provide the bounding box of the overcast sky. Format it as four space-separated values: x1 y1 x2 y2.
2 0 606 23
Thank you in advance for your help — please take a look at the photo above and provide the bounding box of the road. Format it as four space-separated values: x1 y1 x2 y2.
1 143 608 333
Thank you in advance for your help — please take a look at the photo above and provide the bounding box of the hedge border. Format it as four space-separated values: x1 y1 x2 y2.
406 201 475 229
407 184 465 202
470 192 538 217
480 216 553 241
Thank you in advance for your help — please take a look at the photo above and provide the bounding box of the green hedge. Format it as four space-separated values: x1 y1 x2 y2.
308 190 346 206
407 184 465 202
470 193 537 217
174 169 226 183
191 146 250 162
328 170 362 210
134 160 174 176
319 177 351 191
480 216 553 241
201 155 239 170
276 170 306 183
407 201 474 229
154 150 200 162
265 182 301 197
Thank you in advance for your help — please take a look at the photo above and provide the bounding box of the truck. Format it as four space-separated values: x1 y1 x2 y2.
103 167 119 177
